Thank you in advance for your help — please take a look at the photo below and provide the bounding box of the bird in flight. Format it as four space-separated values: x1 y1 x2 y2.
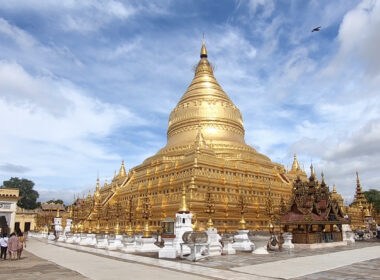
312 26 321 32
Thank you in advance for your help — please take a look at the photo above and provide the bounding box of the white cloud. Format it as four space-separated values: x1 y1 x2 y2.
248 0 274 18
0 60 145 192
0 0 170 33
0 18 37 48
325 0 380 79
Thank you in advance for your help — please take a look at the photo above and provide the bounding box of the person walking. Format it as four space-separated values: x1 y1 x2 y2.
7 233 19 260
17 230 26 260
0 233 8 260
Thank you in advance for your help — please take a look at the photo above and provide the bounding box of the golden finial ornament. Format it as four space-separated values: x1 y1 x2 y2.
200 36 207 58
119 160 127 177
310 163 316 179
268 221 274 233
178 182 189 213
142 195 152 238
114 200 121 235
204 184 215 229
291 153 300 171
238 194 247 230
125 198 134 236
95 176 100 196
364 207 371 217
56 208 60 218
356 170 360 185
95 218 101 234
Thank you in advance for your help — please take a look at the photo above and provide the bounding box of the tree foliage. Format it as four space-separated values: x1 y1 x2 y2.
1 177 39 209
364 189 380 213
46 199 64 205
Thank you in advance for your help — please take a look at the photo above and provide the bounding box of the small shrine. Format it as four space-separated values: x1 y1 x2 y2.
280 165 349 244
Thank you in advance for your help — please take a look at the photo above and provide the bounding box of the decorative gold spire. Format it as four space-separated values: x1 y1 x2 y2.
95 176 100 198
200 40 207 58
321 171 325 183
332 184 337 194
204 184 215 229
356 170 360 185
238 194 247 230
119 160 127 177
291 154 300 171
364 207 371 217
56 208 60 218
178 182 189 213
310 163 315 179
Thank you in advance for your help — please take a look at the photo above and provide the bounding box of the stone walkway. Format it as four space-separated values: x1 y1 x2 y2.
231 245 380 279
21 238 380 280
0 250 86 280
294 258 380 280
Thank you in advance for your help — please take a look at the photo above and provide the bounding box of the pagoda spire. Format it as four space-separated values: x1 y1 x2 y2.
200 37 207 58
118 160 127 177
178 182 189 213
291 154 300 171
309 163 316 180
354 171 366 204
356 170 361 186
95 176 100 193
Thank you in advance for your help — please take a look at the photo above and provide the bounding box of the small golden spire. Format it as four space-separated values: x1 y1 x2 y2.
321 171 325 183
356 170 360 185
332 184 337 194
310 163 316 179
95 176 100 197
200 38 207 58
178 182 189 213
119 160 127 177
291 154 300 171
358 200 363 209
56 207 60 218
364 207 371 217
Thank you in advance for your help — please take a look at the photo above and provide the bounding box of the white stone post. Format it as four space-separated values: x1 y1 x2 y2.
282 232 295 249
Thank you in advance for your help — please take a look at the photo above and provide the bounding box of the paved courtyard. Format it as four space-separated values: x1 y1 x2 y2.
0 250 86 280
2 238 379 280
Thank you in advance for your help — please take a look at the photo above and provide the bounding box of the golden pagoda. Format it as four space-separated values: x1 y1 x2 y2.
331 184 344 208
346 171 375 230
70 42 309 233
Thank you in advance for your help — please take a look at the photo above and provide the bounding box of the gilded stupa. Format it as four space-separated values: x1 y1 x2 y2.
70 42 308 233
345 171 375 230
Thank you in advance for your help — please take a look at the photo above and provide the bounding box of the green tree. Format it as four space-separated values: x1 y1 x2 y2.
364 189 380 213
46 199 64 205
1 177 39 209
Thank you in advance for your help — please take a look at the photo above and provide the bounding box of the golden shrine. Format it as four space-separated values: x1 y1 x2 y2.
280 166 348 243
36 202 66 231
67 42 316 234
345 172 376 231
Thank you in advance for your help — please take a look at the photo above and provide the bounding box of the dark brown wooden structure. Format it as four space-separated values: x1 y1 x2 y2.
280 165 349 244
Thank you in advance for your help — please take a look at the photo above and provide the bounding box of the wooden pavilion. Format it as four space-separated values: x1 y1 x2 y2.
280 166 349 244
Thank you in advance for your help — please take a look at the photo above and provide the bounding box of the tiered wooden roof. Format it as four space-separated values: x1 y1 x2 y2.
281 166 349 225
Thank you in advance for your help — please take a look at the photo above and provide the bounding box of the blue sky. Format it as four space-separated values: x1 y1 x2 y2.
0 0 379 204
